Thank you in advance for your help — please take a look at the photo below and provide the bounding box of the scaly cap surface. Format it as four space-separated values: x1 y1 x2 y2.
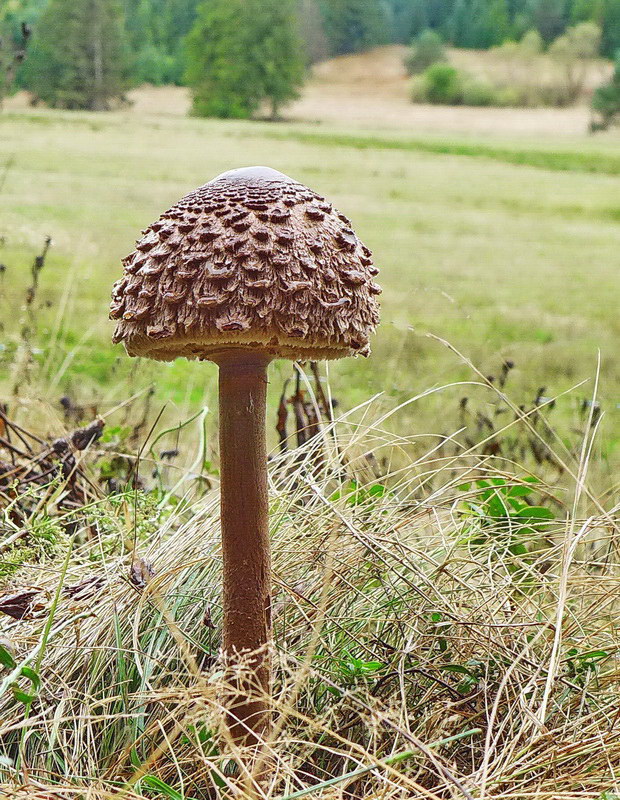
110 166 381 361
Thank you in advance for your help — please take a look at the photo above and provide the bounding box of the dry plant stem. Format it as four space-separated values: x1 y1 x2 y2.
215 349 272 746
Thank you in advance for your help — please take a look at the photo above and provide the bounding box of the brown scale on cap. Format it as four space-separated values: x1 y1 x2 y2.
110 166 381 362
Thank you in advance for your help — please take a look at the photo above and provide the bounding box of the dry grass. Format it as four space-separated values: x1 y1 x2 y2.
0 373 618 799
293 46 611 136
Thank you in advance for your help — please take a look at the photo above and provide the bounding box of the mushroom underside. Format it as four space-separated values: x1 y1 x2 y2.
117 326 368 362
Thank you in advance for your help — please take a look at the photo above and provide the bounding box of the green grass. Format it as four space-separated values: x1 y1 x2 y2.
0 108 618 476
1 104 619 799
264 127 620 175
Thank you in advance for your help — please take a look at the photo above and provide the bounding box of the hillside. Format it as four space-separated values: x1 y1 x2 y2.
7 44 612 136
291 45 613 135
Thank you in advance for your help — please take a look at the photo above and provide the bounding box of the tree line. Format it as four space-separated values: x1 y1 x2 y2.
1 0 619 115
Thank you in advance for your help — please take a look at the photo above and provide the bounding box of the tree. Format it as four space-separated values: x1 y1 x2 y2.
425 0 457 31
185 0 304 119
520 27 544 52
449 0 471 46
390 0 430 43
601 0 620 56
122 0 200 84
319 0 389 55
405 29 446 74
591 48 620 128
526 0 567 42
24 0 128 109
487 0 512 43
449 0 510 47
297 0 330 63
550 21 602 102
415 63 463 102
469 0 511 46
0 21 30 109
571 0 603 24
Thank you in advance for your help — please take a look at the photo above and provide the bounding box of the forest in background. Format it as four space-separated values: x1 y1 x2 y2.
2 0 620 90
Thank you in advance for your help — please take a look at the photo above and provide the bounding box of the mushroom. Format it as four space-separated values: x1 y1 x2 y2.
110 166 381 746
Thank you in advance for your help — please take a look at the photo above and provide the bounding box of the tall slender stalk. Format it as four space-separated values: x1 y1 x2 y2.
215 349 272 745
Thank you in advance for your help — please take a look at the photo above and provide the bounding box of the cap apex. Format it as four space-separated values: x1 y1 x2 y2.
210 166 296 185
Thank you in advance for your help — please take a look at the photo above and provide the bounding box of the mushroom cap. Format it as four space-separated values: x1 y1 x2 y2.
110 166 381 362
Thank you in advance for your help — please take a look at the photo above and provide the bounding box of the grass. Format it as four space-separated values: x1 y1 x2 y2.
0 107 619 482
0 384 618 799
265 127 620 175
0 97 619 797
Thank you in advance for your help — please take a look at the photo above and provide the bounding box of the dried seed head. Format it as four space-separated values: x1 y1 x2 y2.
111 166 381 361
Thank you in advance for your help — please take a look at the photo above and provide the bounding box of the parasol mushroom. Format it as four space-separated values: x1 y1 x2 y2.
110 166 381 746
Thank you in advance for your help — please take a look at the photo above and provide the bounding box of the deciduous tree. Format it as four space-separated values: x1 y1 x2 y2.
591 48 620 127
319 0 389 55
185 0 304 119
550 21 602 102
24 0 128 110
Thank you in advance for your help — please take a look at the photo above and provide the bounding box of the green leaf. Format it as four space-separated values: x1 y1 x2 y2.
11 685 35 704
508 498 528 513
507 485 535 497
515 506 555 520
360 660 384 673
487 494 510 518
20 666 41 691
457 676 478 694
0 645 16 670
438 663 474 676
576 650 609 661
142 775 184 800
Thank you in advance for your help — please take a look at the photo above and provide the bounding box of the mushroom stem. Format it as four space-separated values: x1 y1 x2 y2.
215 349 272 746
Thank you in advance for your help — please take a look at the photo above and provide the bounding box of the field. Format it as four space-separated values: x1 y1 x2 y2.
0 47 620 799
1 54 620 473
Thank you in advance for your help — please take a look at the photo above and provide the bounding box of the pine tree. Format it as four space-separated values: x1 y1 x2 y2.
570 0 603 24
319 0 389 55
601 0 620 56
185 0 304 119
426 0 457 31
408 0 431 39
387 0 429 42
526 0 567 42
463 0 510 46
449 0 472 45
24 0 128 109
123 0 200 84
591 49 620 127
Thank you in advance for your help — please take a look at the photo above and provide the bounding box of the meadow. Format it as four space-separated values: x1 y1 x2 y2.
0 51 619 799
1 87 619 476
